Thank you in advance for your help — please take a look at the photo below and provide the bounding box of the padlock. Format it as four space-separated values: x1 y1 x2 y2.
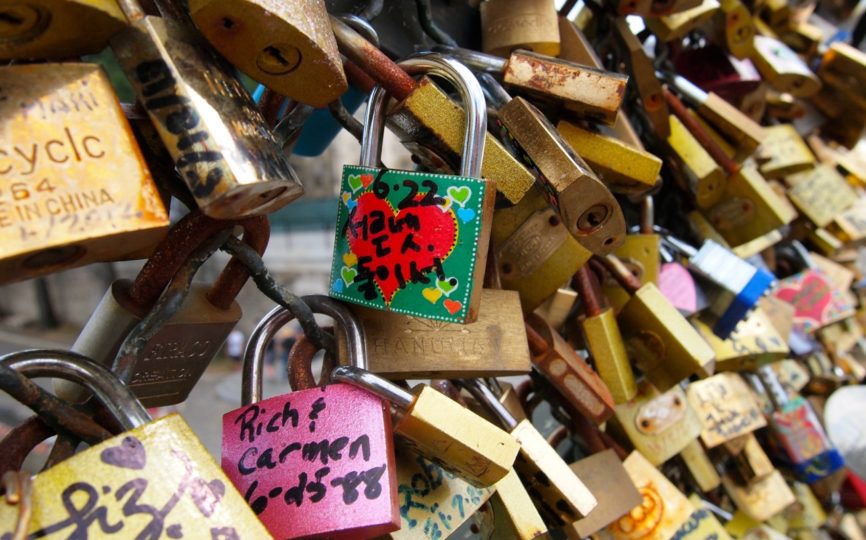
612 17 670 140
389 444 494 539
756 366 846 483
726 433 775 485
679 439 722 492
571 265 637 405
694 308 789 371
675 496 735 540
829 197 866 243
0 62 169 284
712 0 755 59
460 379 598 524
667 113 728 209
603 198 662 314
436 45 628 126
222 297 400 538
330 54 494 324
606 451 695 540
331 366 519 488
482 468 549 539
350 289 531 379
492 185 592 312
609 380 704 466
685 373 767 449
751 35 821 98
646 0 721 43
484 79 625 255
666 73 765 155
599 254 716 391
525 311 616 423
534 287 578 329
0 349 271 537
110 0 304 218
785 164 858 228
0 0 126 60
771 268 856 335
57 210 267 407
188 0 346 107
722 469 796 521
819 42 866 96
479 0 560 58
331 20 535 204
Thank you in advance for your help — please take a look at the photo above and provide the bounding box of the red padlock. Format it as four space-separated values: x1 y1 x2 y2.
221 296 399 539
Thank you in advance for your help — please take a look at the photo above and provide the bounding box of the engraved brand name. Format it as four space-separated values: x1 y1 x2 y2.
134 60 223 199
142 339 214 362
370 336 490 357
487 14 551 36
9 81 99 121
497 209 566 279
0 127 105 176
0 189 117 235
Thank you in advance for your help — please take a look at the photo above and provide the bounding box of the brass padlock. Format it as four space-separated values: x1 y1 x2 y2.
558 120 663 193
751 35 821 97
667 113 728 209
609 380 704 466
722 469 796 521
350 289 531 379
603 198 661 314
525 312 616 424
572 265 638 404
111 0 303 218
188 0 346 107
728 433 776 485
756 124 816 179
680 439 722 491
694 308 789 372
712 0 755 59
686 373 768 448
493 90 625 254
786 164 858 228
646 0 721 42
462 379 598 524
0 63 169 284
606 451 695 540
482 469 549 539
0 0 127 60
601 254 716 391
480 0 560 57
492 185 592 312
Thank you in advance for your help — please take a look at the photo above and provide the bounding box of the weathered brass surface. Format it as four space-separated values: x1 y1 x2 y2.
480 0 560 57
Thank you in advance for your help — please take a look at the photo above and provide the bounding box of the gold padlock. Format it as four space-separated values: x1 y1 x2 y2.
111 1 304 218
558 120 663 193
756 124 816 179
497 95 625 254
686 373 768 448
483 469 549 539
680 439 722 491
751 35 821 97
695 308 789 371
0 63 169 284
188 0 346 107
728 433 776 485
667 114 728 209
480 0 560 57
722 469 796 521
609 381 704 466
713 0 755 59
646 0 721 42
786 164 857 228
0 0 127 60
601 254 716 391
492 185 592 312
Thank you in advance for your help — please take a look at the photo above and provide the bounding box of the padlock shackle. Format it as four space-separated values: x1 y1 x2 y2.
457 379 518 431
242 296 366 405
663 72 709 104
331 366 414 408
640 197 654 235
288 333 338 392
573 265 605 317
476 72 512 110
361 53 487 178
433 45 507 73
660 234 699 259
593 254 643 294
0 350 151 431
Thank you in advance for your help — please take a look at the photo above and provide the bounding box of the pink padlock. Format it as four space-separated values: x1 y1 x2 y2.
221 296 400 539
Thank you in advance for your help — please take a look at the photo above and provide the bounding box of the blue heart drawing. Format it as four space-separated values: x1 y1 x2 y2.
457 208 476 223
331 279 344 294
347 199 358 211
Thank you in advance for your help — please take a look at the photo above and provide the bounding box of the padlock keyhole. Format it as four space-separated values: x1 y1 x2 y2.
257 44 302 76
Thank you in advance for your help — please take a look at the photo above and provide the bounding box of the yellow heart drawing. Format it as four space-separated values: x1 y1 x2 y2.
342 252 358 267
422 287 443 304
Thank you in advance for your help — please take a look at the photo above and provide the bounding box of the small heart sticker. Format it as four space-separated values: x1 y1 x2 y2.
360 174 374 188
457 208 476 223
422 287 443 304
341 266 358 287
342 252 358 267
347 174 364 193
443 299 463 315
436 277 458 296
447 186 472 207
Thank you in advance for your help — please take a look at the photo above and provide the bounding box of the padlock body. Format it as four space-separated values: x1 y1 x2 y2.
222 383 400 538
752 36 821 97
60 281 240 407
480 0 560 57
498 97 625 254
396 385 519 487
388 77 535 204
511 419 597 524
646 0 720 42
0 63 169 284
189 0 346 107
786 164 857 228
0 414 270 538
686 373 767 448
0 0 126 60
667 114 727 209
111 15 303 218
695 308 788 371
722 469 795 521
767 396 833 465
486 468 548 539
351 289 531 378
390 447 494 539
581 308 637 405
329 165 494 324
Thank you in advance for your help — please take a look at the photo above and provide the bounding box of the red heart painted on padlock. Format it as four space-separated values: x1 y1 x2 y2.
347 193 457 304
360 174 374 188
774 270 832 329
